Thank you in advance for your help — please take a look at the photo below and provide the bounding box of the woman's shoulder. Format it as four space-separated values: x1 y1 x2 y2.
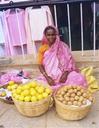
39 44 49 53
61 41 70 48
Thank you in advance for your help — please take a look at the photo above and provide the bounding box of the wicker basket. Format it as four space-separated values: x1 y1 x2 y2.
12 94 52 117
54 97 92 120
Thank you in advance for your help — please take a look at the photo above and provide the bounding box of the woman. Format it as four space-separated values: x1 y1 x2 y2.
37 26 87 91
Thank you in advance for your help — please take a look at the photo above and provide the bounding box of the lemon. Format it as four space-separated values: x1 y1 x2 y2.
7 86 12 91
23 90 30 96
27 82 36 88
31 81 37 88
9 81 14 85
45 88 51 94
37 87 44 93
17 86 22 90
24 96 31 102
16 88 22 95
37 94 43 100
43 92 48 98
15 95 20 100
12 93 17 98
11 84 18 90
31 96 37 102
21 85 26 90
19 96 24 101
35 86 39 91
30 88 37 95
23 85 30 90
21 92 25 97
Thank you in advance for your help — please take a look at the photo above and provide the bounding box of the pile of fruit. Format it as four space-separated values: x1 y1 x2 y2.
55 85 94 107
12 81 52 102
7 81 19 91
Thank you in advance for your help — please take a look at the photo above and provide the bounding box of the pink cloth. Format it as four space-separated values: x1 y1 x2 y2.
0 72 22 86
5 9 26 46
36 26 87 91
4 9 27 56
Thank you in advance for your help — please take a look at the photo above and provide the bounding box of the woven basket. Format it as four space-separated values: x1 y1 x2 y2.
12 94 52 117
54 97 92 120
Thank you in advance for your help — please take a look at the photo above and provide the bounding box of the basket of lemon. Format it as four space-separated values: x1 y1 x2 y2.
12 81 52 117
54 85 94 120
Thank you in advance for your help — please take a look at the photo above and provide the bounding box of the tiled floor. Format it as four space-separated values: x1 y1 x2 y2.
0 92 99 128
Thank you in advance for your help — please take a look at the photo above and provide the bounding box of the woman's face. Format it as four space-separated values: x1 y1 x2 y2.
45 28 56 46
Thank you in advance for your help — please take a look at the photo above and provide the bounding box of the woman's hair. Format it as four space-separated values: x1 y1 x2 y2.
44 26 57 35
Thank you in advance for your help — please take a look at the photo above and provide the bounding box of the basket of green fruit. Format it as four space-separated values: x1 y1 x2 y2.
12 81 52 117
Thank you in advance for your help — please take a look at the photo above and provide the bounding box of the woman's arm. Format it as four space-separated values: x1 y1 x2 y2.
39 64 55 86
59 71 69 83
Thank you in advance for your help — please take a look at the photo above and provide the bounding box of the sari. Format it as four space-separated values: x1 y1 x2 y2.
37 26 87 90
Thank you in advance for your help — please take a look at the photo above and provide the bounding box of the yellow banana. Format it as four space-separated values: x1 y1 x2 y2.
88 87 97 94
81 66 93 76
86 76 96 85
90 82 99 89
88 84 99 94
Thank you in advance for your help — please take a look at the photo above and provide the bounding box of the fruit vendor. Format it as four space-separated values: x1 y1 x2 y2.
37 26 98 91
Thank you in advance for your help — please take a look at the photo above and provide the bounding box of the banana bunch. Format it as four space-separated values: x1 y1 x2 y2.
81 67 99 94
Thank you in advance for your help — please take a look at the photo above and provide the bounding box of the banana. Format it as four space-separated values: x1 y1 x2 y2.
90 82 99 89
88 84 99 94
81 66 93 76
86 76 96 85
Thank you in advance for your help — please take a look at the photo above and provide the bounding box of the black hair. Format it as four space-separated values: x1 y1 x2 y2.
44 26 57 35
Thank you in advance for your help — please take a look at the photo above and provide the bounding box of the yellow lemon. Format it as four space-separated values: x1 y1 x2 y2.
17 86 22 90
31 81 38 88
43 92 48 98
38 94 43 100
12 93 17 98
20 92 24 97
9 81 15 85
31 96 37 102
16 88 22 95
7 86 12 91
11 84 18 90
37 87 44 94
23 90 30 96
45 88 51 94
21 85 27 90
19 96 24 101
12 89 16 94
30 88 37 95
15 95 20 100
24 85 30 90
35 86 39 91
24 96 31 102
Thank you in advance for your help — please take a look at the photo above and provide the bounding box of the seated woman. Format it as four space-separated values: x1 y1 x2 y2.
37 26 87 91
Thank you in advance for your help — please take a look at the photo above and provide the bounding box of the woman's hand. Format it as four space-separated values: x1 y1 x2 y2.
46 76 55 86
59 71 68 83
39 64 55 86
